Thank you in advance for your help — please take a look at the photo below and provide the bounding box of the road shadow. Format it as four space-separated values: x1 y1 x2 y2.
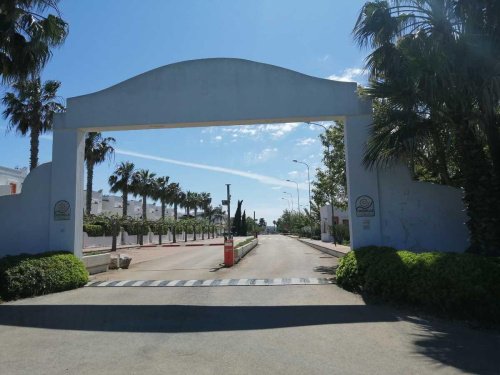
404 315 500 375
0 304 396 333
314 265 338 277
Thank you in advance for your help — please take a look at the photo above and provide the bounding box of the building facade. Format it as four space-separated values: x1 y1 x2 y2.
83 190 174 220
0 166 28 196
319 205 349 242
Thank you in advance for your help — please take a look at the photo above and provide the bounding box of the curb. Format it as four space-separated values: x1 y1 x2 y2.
297 238 349 258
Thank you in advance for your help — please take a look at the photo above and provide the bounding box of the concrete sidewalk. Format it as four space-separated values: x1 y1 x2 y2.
296 237 350 258
82 235 230 254
89 236 253 269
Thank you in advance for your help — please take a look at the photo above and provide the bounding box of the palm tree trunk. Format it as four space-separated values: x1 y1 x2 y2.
456 120 500 255
159 200 166 245
193 224 196 241
142 195 147 220
122 186 128 217
29 127 40 171
173 202 178 243
85 160 94 215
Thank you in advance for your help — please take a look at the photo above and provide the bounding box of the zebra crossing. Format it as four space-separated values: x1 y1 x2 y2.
86 277 334 288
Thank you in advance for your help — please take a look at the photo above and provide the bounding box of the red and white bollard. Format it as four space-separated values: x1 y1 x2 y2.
224 238 234 267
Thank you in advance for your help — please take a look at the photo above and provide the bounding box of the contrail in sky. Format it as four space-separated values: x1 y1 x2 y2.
115 149 305 190
39 134 306 190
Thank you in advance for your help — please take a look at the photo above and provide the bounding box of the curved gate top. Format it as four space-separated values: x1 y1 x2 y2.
56 58 370 131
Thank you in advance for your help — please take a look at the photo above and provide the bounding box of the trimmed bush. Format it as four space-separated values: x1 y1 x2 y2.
0 252 89 300
83 224 105 237
336 247 500 325
235 237 255 249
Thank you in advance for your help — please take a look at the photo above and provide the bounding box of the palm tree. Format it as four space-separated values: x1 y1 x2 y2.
199 192 212 218
108 161 135 217
0 1 68 82
354 0 500 255
2 77 64 170
153 176 171 220
185 191 197 218
84 132 115 215
130 169 157 220
168 183 183 243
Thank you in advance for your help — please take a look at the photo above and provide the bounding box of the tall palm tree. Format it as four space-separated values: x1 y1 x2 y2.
153 176 171 220
354 0 500 255
130 169 157 220
108 161 135 217
2 77 64 170
168 183 183 243
84 132 115 215
0 1 68 82
199 192 212 218
185 191 197 218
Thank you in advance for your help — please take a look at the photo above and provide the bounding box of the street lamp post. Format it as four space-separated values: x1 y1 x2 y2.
307 121 336 244
286 179 300 215
283 191 294 211
281 197 291 211
293 159 312 238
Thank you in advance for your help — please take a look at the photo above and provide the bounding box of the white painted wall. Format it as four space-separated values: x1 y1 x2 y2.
319 205 349 242
0 163 51 256
377 165 468 252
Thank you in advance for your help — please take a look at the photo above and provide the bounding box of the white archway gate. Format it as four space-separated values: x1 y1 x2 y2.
0 58 468 257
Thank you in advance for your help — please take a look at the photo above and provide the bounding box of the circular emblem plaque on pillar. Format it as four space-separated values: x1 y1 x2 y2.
355 195 375 217
54 200 71 221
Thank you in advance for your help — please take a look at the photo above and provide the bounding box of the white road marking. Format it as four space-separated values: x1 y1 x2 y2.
87 277 333 287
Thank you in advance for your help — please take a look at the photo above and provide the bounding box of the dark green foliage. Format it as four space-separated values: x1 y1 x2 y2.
331 224 350 244
0 252 88 300
337 247 500 324
83 224 105 237
232 200 243 235
122 222 150 235
241 211 247 236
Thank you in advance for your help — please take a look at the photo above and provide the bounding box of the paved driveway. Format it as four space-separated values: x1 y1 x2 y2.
0 235 498 374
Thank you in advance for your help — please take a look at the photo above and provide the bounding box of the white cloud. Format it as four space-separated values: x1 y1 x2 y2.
288 170 299 177
214 135 222 141
245 147 278 164
271 186 282 190
328 68 366 83
319 54 330 62
220 122 301 139
296 137 316 146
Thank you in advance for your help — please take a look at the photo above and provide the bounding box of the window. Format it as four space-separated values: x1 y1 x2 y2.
10 183 16 194
334 216 339 224
343 219 349 226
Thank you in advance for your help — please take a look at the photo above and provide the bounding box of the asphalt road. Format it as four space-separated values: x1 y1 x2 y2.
93 234 338 281
0 235 499 375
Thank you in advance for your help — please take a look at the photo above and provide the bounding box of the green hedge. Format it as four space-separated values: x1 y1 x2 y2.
122 223 150 235
336 246 500 325
83 224 105 237
0 252 89 300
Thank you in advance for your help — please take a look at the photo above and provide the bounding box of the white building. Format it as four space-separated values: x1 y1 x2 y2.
320 205 349 242
83 190 174 220
0 166 28 196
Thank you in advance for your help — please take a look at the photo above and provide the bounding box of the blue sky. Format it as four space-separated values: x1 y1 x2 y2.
0 0 369 223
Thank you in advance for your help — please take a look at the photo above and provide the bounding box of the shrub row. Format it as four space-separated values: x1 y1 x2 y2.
83 224 105 237
0 252 89 301
235 237 255 249
336 246 500 325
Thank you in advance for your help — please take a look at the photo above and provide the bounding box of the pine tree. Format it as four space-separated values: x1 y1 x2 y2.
241 211 247 236
232 200 243 235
